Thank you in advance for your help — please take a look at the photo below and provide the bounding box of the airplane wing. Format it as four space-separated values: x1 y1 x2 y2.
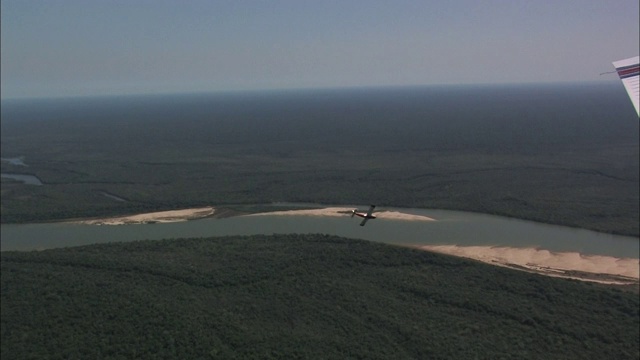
359 218 369 226
365 205 376 217
612 56 639 117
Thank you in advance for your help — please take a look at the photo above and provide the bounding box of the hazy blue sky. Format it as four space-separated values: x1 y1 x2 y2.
2 0 638 99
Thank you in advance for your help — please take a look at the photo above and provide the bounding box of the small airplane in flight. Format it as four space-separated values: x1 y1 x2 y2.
351 205 376 226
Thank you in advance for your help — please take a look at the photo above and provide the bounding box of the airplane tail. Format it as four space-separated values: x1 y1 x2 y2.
351 210 356 218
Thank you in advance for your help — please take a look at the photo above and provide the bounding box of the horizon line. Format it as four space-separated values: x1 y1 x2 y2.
1 79 621 102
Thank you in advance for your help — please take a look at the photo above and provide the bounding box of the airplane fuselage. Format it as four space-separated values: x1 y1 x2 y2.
352 212 376 219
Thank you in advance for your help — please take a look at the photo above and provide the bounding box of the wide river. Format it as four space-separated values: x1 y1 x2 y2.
1 206 638 259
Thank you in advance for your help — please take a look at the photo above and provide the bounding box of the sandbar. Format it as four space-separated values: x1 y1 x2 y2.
73 207 215 225
243 207 436 221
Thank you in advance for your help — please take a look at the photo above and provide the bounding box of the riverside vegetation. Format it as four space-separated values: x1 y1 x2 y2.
1 84 639 235
1 85 639 359
2 234 639 359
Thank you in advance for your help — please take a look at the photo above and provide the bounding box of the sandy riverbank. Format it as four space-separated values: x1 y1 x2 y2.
419 245 639 286
73 207 215 225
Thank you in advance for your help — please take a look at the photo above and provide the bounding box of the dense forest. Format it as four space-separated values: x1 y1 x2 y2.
2 234 638 359
2 84 639 235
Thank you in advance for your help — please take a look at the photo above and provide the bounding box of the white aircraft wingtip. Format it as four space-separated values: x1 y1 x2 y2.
612 56 639 117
